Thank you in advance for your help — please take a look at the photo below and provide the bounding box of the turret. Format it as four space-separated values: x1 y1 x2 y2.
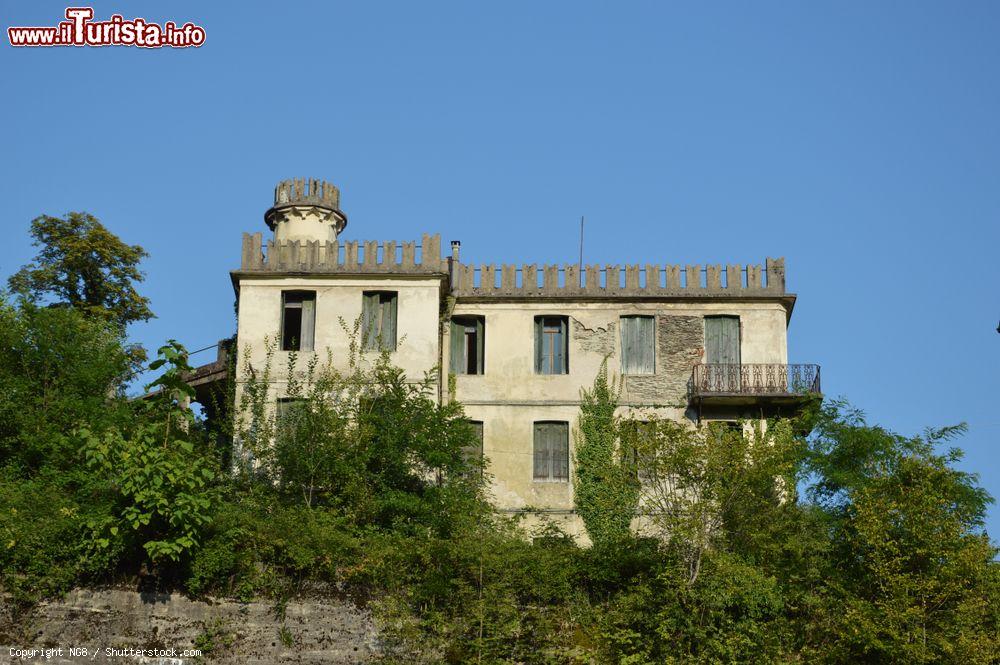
264 178 347 244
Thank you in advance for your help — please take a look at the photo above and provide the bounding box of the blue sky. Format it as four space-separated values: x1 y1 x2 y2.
2 1 998 531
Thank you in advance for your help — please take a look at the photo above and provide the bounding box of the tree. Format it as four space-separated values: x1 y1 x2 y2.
805 402 999 664
631 417 802 587
8 212 153 327
0 297 132 472
82 341 217 564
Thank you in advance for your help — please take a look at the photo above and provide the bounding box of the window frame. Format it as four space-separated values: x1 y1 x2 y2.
533 420 570 482
461 420 485 477
280 290 316 352
534 315 569 375
619 314 656 375
361 291 398 352
450 316 485 375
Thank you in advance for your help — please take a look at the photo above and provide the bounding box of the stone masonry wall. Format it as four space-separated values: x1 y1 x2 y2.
1 589 378 664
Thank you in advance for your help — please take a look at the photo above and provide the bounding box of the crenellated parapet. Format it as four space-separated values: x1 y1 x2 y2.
450 258 786 297
239 232 447 275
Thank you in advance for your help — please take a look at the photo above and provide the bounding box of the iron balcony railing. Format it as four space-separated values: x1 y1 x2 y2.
691 363 821 398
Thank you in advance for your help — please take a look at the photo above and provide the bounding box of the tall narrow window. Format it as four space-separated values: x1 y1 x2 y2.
704 315 741 391
533 421 569 481
621 419 654 480
362 291 398 351
534 316 568 375
461 420 484 476
620 315 655 374
450 316 484 375
281 291 315 351
704 316 741 365
276 398 306 439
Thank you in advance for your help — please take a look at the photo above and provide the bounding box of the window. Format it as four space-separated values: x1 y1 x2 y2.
620 315 655 374
621 419 654 480
534 316 568 375
362 291 398 351
704 315 741 391
276 398 307 438
704 316 740 364
533 421 569 481
281 291 315 351
450 316 484 375
461 420 484 476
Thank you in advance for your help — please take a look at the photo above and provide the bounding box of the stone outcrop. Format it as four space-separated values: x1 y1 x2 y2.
2 589 378 664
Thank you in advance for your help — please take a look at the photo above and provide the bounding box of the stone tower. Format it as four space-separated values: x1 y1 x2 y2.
264 178 347 245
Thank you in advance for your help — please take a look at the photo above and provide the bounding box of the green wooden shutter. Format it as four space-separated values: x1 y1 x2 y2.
533 423 549 479
461 420 484 476
553 423 569 480
621 316 635 374
637 316 654 373
362 293 378 350
534 317 544 373
705 316 740 391
380 293 397 351
475 317 485 374
449 319 464 373
300 295 315 352
555 318 567 374
705 316 739 364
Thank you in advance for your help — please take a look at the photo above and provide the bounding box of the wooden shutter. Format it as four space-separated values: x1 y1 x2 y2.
300 295 315 352
534 422 568 480
533 423 550 479
361 293 379 350
705 316 740 391
534 317 545 373
555 318 567 374
381 293 397 351
450 319 465 374
475 317 485 374
621 316 654 374
462 421 484 467
552 423 569 480
705 316 740 364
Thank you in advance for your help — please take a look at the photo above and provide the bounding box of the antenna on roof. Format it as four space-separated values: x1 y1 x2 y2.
579 215 584 266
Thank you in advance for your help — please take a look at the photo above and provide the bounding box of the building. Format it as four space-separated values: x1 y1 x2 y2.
225 178 820 539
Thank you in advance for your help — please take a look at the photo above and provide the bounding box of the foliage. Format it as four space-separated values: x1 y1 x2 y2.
0 299 132 472
574 359 639 547
8 212 153 327
81 342 217 563
803 401 1000 663
236 319 486 533
630 417 802 586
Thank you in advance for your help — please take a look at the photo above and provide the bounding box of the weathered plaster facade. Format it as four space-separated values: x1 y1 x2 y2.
230 179 809 540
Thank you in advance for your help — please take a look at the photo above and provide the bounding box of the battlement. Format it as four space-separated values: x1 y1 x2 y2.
239 232 446 274
450 259 786 297
273 178 340 210
238 230 787 297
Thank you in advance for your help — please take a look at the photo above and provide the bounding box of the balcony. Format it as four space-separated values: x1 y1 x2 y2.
690 363 821 411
